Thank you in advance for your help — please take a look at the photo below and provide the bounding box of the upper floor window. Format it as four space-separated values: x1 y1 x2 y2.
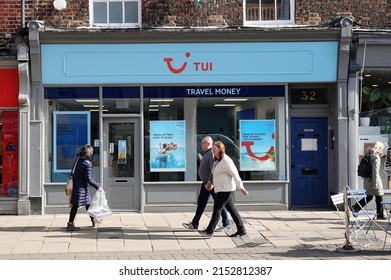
91 0 141 28
243 0 294 26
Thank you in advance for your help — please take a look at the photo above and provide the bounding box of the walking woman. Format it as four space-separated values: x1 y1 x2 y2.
352 141 385 219
67 144 103 231
199 141 249 238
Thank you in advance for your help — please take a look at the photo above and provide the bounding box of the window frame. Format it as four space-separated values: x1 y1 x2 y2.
44 87 101 183
243 0 295 27
90 0 141 28
142 85 287 183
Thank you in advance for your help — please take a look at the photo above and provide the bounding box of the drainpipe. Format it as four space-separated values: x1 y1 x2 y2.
347 35 361 191
21 0 25 28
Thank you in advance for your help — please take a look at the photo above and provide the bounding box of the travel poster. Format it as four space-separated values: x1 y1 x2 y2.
53 111 90 172
150 120 186 172
118 140 127 164
240 120 276 171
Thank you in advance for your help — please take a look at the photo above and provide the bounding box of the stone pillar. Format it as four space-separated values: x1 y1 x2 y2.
27 20 45 214
17 43 31 215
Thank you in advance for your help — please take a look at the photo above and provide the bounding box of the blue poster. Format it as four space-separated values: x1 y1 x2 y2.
240 120 276 171
150 120 186 172
118 140 127 164
53 111 90 172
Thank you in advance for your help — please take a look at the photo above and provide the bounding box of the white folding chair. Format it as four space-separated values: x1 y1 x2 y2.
381 201 391 249
331 192 376 247
347 189 377 242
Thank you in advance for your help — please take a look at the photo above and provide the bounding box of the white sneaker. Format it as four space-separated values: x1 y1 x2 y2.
215 225 232 232
182 222 197 230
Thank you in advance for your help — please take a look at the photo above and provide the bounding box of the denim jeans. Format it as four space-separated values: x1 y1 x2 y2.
191 183 230 229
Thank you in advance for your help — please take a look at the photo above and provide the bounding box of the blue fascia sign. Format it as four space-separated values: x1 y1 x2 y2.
41 42 338 85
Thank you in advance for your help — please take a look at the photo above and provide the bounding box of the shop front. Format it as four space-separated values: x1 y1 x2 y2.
0 65 19 214
348 31 391 201
27 25 344 214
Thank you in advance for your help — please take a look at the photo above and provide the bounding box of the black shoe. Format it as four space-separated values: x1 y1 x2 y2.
230 231 247 237
91 217 102 227
198 229 213 238
350 207 359 217
66 222 80 231
377 216 386 220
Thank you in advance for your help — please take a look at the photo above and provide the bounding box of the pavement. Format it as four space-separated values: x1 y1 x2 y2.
0 209 391 260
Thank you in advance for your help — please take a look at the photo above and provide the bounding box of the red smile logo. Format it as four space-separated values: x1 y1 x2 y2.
241 133 275 161
164 52 191 74
163 52 213 74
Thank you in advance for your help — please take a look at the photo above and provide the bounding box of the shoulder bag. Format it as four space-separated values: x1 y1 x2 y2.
65 157 79 206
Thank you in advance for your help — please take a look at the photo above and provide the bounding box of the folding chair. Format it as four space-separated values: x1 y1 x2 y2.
347 188 377 241
331 192 376 247
381 201 391 249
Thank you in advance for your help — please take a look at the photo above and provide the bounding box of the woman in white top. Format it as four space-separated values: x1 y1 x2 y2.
199 141 249 238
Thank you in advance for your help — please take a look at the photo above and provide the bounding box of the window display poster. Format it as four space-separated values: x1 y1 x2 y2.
240 120 276 171
150 120 186 172
53 111 90 172
118 140 127 164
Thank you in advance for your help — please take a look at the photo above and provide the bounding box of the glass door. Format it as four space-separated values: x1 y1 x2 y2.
103 117 140 210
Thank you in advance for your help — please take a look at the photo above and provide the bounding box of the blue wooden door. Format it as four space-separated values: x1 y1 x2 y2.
291 118 329 207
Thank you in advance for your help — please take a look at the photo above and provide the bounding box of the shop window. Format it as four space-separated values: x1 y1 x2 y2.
144 96 185 182
91 0 141 28
243 0 294 26
360 69 391 132
44 88 101 183
44 87 140 183
0 111 19 198
143 86 286 182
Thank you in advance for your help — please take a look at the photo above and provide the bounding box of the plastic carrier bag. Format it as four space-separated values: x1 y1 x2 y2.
87 191 112 219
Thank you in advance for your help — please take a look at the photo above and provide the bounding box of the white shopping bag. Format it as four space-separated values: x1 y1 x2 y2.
87 191 112 219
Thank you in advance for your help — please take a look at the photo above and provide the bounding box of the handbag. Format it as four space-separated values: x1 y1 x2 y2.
65 176 73 205
65 157 79 206
87 190 112 219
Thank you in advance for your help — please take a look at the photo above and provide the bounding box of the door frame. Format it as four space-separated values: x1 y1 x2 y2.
101 116 141 211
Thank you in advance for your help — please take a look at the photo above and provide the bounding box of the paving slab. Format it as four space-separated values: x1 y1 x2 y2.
0 210 390 259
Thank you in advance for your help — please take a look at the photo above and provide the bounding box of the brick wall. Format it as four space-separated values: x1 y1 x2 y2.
142 0 242 27
295 0 391 26
0 0 22 55
24 0 90 28
1 0 391 56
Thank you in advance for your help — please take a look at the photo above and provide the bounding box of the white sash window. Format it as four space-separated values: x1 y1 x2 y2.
244 0 294 26
91 0 141 28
